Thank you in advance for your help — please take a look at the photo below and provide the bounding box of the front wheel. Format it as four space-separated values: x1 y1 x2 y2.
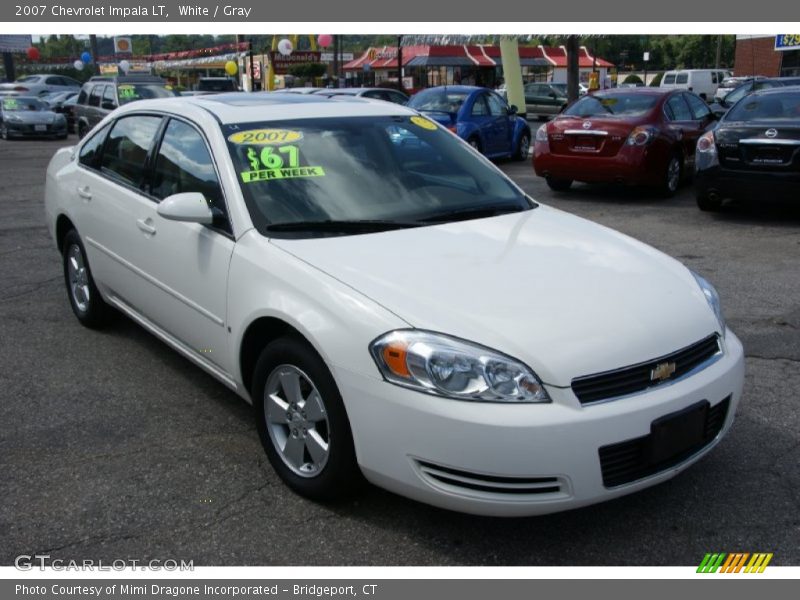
62 229 114 328
253 337 362 501
696 190 723 212
0 124 9 140
514 132 531 161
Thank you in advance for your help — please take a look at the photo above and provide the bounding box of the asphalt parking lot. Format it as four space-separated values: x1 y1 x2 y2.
1 135 799 566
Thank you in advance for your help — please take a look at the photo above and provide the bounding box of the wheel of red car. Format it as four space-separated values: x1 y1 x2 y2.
661 154 682 197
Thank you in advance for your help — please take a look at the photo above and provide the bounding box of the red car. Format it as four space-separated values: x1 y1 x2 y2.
533 88 718 196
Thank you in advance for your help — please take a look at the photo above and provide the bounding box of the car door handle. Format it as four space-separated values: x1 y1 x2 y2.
136 218 156 235
76 186 92 200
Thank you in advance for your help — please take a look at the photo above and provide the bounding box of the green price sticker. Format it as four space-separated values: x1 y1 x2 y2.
241 145 325 183
118 85 138 99
4 98 19 109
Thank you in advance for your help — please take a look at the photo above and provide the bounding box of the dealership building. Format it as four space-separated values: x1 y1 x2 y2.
343 44 613 91
734 34 800 77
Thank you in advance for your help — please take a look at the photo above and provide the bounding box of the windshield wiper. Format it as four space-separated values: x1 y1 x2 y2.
265 219 424 233
419 205 528 223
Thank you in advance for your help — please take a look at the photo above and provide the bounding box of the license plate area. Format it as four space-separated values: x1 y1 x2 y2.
649 400 709 463
34 124 47 132
571 136 599 151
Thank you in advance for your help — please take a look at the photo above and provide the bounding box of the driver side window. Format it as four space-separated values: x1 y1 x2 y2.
486 93 508 116
471 95 489 116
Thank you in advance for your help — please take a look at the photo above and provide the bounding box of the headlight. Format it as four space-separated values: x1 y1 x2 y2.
370 330 550 403
692 271 726 336
626 126 658 146
535 123 548 143
6 114 22 122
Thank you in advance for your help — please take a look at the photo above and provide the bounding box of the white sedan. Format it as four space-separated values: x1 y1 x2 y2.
45 93 744 516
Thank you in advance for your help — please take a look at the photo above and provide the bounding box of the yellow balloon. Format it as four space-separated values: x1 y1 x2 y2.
225 61 238 76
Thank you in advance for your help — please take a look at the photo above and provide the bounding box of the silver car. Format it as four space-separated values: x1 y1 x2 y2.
0 96 68 140
0 74 82 98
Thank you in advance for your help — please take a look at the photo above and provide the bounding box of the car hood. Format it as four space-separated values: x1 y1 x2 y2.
270 206 720 386
6 111 58 124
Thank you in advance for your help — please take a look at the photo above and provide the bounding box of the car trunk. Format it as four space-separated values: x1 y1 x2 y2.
546 116 643 157
716 122 800 172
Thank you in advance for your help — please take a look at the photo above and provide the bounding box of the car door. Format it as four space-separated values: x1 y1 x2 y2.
485 92 512 155
469 93 494 151
664 93 702 163
524 83 544 116
131 117 236 374
540 85 565 116
73 114 164 307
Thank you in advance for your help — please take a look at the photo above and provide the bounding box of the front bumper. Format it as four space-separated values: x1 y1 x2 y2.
335 330 744 516
533 141 667 186
696 165 800 202
4 122 67 138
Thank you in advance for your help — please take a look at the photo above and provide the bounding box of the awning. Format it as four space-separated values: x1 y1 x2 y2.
405 56 476 67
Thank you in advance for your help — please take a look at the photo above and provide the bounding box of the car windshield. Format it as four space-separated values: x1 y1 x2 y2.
116 83 179 105
2 97 46 111
408 89 470 114
223 115 531 238
725 91 800 121
15 76 39 83
563 93 659 117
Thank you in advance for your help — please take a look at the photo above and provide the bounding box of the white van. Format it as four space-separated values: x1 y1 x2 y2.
660 69 730 101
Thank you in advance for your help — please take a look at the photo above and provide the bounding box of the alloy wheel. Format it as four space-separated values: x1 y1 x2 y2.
667 157 681 193
66 243 90 312
264 364 330 478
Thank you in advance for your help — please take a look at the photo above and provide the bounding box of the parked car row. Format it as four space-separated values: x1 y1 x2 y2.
531 85 800 211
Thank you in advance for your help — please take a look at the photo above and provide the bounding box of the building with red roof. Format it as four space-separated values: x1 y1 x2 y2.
344 44 614 91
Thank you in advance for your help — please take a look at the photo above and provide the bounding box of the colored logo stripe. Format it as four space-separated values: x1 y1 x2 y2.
697 553 773 573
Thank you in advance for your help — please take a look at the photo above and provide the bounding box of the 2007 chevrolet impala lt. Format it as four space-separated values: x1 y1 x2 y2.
44 93 744 516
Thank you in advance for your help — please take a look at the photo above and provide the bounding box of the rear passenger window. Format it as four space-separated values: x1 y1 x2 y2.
663 74 676 85
676 73 689 84
77 87 89 105
78 124 110 169
151 119 230 231
665 95 693 121
684 93 711 120
100 115 162 188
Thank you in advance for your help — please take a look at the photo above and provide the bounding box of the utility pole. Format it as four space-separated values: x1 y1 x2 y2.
249 38 254 91
397 35 403 92
566 35 579 103
89 34 99 75
715 35 722 69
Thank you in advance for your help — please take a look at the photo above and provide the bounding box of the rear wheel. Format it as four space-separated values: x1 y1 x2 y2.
62 229 113 328
253 336 362 501
546 177 573 192
467 136 482 154
661 154 683 197
514 132 531 161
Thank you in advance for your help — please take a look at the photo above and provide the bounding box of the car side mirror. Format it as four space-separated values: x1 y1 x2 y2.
508 105 518 115
101 101 117 110
157 192 213 224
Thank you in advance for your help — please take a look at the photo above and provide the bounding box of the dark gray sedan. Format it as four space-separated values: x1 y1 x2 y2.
0 96 68 140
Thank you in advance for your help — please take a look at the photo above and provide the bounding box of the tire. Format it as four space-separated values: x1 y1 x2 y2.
77 122 87 139
696 191 723 212
1 124 9 140
546 177 573 191
467 136 482 154
661 153 683 197
62 229 114 328
252 336 362 502
514 132 531 161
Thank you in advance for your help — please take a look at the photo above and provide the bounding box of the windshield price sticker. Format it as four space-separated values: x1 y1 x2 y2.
240 145 325 183
3 98 19 109
229 129 304 145
118 85 138 99
410 116 437 130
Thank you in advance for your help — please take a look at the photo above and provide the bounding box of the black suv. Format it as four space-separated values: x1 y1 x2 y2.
74 75 178 138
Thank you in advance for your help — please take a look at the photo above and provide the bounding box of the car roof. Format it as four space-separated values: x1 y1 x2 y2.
115 92 415 124
752 84 800 96
596 87 673 96
417 85 487 93
316 87 406 95
88 75 167 84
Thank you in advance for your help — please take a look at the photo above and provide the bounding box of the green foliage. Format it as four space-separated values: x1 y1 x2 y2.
649 72 663 86
622 74 644 85
288 62 328 79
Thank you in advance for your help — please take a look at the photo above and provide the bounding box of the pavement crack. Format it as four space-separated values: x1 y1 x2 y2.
0 275 61 302
745 354 800 364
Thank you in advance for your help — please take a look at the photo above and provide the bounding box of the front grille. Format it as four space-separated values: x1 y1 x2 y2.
571 335 721 405
598 396 730 488
415 460 563 496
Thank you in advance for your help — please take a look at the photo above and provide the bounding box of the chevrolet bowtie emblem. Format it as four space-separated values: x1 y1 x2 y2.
651 361 677 382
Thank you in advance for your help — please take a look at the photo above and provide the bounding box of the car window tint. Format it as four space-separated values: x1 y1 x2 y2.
88 86 102 107
387 92 407 104
665 94 693 120
471 95 489 116
78 124 110 169
664 74 676 85
151 119 229 231
45 76 61 86
486 93 508 116
684 93 711 120
77 87 89 104
99 115 162 188
676 73 689 84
